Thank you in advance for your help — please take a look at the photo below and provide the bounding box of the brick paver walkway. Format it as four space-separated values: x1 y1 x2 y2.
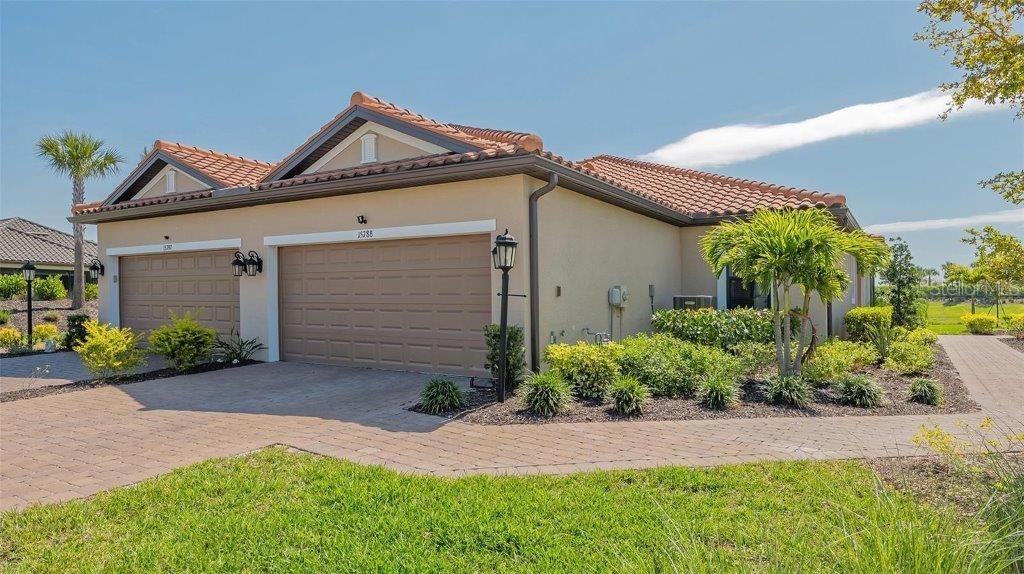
1 352 167 393
1 336 1021 510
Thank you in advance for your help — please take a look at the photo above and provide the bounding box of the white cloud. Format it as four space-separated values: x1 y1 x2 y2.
864 209 1024 234
640 90 998 168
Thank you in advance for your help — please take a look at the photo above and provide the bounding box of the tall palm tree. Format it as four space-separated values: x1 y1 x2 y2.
36 132 124 309
701 208 890 376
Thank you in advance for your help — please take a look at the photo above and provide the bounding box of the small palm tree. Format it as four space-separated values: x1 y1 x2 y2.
701 208 890 376
37 132 124 309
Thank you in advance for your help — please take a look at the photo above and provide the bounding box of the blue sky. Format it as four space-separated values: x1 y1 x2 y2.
2 1 1020 270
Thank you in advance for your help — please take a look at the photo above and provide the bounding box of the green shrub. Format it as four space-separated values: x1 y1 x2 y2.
31 323 60 344
75 321 145 377
866 322 900 361
0 309 10 325
0 273 27 299
1007 314 1024 340
845 306 892 341
147 313 217 371
84 282 99 301
652 307 774 348
767 374 812 408
32 275 67 301
617 334 691 397
214 328 265 363
836 374 884 407
0 326 22 348
803 339 878 386
544 342 620 400
609 376 650 415
697 373 738 410
908 378 943 406
885 341 935 375
827 339 880 370
906 327 938 346
418 378 467 415
521 371 571 417
961 313 998 335
730 341 776 377
484 324 526 387
63 314 90 349
42 310 60 323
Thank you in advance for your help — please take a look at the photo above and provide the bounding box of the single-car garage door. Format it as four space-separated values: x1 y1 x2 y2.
279 235 491 376
119 250 240 335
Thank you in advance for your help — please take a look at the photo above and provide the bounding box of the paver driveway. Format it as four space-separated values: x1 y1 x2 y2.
2 335 1022 510
1 352 167 393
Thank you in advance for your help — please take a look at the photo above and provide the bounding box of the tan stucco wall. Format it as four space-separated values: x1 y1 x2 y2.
97 175 534 362
536 185 683 349
135 168 207 200
679 226 718 300
316 133 432 172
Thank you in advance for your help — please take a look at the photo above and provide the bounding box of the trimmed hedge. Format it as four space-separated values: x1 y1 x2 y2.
652 307 773 348
544 342 620 401
845 306 892 341
961 313 998 335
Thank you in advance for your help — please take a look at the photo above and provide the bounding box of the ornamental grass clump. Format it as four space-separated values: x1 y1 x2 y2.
418 378 466 415
609 376 650 415
521 371 570 417
148 313 217 371
766 374 812 408
544 342 620 401
884 341 934 375
836 374 884 408
908 378 944 406
696 373 738 410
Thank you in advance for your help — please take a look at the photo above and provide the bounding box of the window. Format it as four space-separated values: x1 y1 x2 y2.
360 133 377 164
166 169 176 194
726 267 771 310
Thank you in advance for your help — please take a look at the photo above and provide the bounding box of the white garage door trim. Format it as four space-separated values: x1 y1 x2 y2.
103 238 242 326
261 219 496 362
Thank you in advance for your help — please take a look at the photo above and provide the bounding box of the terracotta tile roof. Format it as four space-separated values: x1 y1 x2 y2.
0 217 97 265
152 140 275 187
576 155 846 218
74 189 214 216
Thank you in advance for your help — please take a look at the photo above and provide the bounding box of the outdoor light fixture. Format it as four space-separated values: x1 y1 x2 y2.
21 261 36 345
492 230 518 403
357 215 368 224
88 258 105 280
233 251 263 277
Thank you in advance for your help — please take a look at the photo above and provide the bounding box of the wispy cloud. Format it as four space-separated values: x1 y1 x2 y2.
640 90 998 168
864 209 1024 234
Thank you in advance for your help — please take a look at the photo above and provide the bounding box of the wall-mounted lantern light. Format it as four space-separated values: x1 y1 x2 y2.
357 215 368 225
233 251 264 277
88 258 105 280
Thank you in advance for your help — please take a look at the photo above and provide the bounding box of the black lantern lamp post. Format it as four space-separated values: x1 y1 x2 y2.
87 258 104 281
21 261 36 346
492 229 518 402
232 251 264 277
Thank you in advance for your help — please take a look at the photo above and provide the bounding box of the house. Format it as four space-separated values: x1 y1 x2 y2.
1 217 98 290
70 91 873 375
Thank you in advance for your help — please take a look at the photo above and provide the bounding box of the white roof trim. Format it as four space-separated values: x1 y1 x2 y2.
301 121 448 174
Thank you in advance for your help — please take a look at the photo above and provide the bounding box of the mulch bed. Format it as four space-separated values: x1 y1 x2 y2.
430 344 979 425
999 337 1024 355
0 360 259 402
1 298 98 333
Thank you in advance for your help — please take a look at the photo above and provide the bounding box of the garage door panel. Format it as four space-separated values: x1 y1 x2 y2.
119 250 240 335
280 235 491 375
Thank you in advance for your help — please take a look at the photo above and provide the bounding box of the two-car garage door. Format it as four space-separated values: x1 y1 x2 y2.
278 235 491 376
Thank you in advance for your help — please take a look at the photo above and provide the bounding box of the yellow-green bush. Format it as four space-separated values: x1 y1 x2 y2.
75 320 145 377
906 327 938 346
544 342 621 400
148 313 217 371
32 275 67 300
1006 314 1024 340
961 313 998 335
31 323 59 344
0 326 23 348
0 273 27 299
844 306 892 341
802 340 877 387
84 282 99 301
885 341 934 375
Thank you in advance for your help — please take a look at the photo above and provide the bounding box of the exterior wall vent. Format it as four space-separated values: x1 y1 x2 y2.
360 133 377 164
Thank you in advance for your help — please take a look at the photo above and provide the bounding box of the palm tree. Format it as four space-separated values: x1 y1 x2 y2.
943 262 988 314
37 132 124 309
701 208 890 376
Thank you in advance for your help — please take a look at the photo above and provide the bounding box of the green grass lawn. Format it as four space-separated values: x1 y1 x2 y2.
1 447 1011 573
925 300 1024 335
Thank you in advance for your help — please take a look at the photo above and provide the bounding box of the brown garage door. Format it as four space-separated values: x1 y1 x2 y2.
119 250 240 335
279 235 491 376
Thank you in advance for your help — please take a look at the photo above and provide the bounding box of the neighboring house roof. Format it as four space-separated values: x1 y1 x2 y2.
73 91 849 224
0 217 98 266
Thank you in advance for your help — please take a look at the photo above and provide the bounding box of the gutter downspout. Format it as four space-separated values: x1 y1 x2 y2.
529 172 559 372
